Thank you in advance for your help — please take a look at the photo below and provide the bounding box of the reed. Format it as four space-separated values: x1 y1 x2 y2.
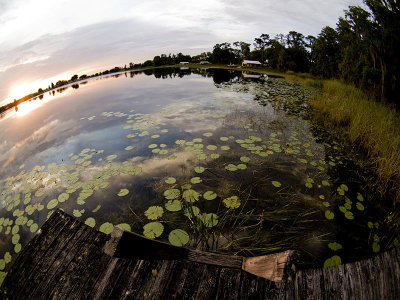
310 80 400 201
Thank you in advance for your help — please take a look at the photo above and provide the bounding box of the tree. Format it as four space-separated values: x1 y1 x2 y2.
70 75 78 81
254 34 270 65
311 26 339 78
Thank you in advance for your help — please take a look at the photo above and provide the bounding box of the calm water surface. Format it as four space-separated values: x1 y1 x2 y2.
0 68 391 278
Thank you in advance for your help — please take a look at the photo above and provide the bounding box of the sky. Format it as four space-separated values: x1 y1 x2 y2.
0 0 364 105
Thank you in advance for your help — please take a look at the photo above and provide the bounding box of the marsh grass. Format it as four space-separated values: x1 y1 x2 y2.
310 80 400 201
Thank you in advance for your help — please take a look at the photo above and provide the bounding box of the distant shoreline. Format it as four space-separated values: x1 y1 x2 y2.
0 64 284 115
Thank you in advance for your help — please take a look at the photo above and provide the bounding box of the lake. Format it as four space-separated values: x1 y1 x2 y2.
0 68 392 277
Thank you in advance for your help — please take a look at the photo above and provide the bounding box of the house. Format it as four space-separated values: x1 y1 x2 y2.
179 62 189 65
199 61 210 65
242 60 262 68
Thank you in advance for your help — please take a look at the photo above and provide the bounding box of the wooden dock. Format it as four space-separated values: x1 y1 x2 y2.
1 209 400 299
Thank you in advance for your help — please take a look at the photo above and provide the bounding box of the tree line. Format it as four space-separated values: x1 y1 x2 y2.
138 0 399 107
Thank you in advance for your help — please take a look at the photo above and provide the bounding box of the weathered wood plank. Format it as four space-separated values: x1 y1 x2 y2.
27 219 92 299
215 267 243 299
2 210 400 300
89 258 131 299
58 230 111 299
47 226 101 299
0 210 74 298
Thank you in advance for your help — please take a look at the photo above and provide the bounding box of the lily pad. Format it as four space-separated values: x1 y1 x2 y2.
183 189 200 202
164 189 180 200
99 222 114 234
143 222 164 239
271 181 281 188
203 191 217 201
203 132 213 137
184 206 200 217
220 146 230 151
169 229 189 246
323 255 341 268
165 200 182 212
190 177 202 184
223 196 240 209
144 206 164 220
58 193 69 202
118 189 129 197
356 202 365 211
206 145 217 151
225 164 238 171
328 242 343 251
165 177 176 184
116 223 131 231
199 213 218 227
47 199 58 210
194 167 205 174
325 210 335 220
240 156 250 163
85 217 96 227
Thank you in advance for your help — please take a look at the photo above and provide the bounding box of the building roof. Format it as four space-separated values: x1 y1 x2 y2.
242 60 261 65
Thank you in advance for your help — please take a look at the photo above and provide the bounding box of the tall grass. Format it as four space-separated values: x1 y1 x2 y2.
310 80 400 201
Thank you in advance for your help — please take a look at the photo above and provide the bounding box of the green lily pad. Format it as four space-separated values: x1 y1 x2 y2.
199 213 218 227
164 189 181 200
190 177 202 184
325 210 335 220
323 255 341 268
225 164 238 171
183 189 200 202
240 156 250 163
107 154 117 161
211 153 220 159
148 144 158 149
92 205 101 212
357 193 364 202
271 181 281 188
223 196 240 209
220 137 229 141
203 132 213 137
125 146 134 151
165 200 182 212
165 177 176 184
99 222 114 234
169 229 189 246
143 222 164 239
35 188 45 197
151 135 160 138
344 211 354 220
184 206 200 217
30 223 38 233
194 167 205 174
175 140 186 145
14 243 22 254
328 242 343 251
220 146 230 151
58 193 69 202
203 191 217 201
356 202 365 211
118 189 129 197
47 199 58 210
206 145 217 151
237 164 247 170
116 223 131 231
372 242 380 253
144 206 164 220
85 217 96 227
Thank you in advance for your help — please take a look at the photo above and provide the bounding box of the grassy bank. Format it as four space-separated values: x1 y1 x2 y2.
310 80 400 201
